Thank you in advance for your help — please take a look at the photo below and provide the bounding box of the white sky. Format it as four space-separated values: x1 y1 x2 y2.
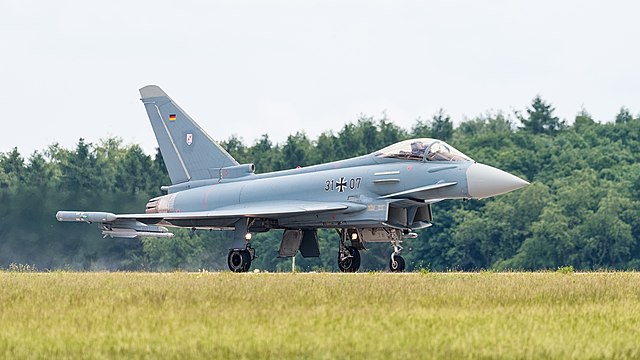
1 0 638 157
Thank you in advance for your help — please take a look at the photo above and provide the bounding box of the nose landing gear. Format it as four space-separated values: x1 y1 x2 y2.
389 239 405 272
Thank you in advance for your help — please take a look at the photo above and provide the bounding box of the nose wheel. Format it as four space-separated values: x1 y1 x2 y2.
389 254 405 272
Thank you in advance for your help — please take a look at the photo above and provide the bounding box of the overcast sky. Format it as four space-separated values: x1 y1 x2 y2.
1 0 638 157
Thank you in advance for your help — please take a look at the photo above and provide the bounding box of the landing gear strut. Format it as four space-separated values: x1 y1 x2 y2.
337 229 361 272
228 219 256 272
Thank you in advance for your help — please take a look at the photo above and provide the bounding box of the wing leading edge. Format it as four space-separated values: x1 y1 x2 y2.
121 201 365 222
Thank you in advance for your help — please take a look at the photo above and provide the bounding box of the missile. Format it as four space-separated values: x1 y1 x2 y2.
56 211 174 238
56 211 117 223
102 228 175 238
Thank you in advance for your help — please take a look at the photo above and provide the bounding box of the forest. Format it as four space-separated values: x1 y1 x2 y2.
1 96 639 272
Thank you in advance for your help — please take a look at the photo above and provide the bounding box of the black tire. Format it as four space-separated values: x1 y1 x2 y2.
389 255 405 272
241 250 252 272
338 246 361 273
228 250 251 272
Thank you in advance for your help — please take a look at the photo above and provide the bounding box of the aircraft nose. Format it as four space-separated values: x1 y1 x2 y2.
466 163 529 199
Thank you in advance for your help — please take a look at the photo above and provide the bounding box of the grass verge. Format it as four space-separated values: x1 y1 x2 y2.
1 272 639 359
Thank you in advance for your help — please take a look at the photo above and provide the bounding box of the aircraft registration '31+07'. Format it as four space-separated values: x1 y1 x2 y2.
57 86 529 272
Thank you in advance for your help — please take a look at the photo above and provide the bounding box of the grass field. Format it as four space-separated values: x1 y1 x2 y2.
1 272 639 359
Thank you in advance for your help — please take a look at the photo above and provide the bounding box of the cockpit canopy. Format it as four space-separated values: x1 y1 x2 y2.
374 138 473 162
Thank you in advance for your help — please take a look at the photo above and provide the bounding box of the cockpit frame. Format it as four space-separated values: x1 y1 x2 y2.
374 138 473 162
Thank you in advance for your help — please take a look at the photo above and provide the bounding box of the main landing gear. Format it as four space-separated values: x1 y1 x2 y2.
338 229 361 273
338 246 361 272
227 219 256 272
227 245 255 272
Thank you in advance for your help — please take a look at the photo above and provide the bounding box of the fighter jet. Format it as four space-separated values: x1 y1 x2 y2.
57 85 529 272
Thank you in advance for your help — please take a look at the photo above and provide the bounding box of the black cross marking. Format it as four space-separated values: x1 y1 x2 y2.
336 177 347 192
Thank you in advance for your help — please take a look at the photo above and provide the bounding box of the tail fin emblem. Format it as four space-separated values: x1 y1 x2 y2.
186 133 193 146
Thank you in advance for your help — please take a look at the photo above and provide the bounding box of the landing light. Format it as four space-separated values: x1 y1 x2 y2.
245 233 252 240
351 232 358 240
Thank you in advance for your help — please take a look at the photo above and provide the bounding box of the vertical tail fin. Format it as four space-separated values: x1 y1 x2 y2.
139 85 238 184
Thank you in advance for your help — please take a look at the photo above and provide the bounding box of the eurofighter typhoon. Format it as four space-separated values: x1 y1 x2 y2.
57 86 529 272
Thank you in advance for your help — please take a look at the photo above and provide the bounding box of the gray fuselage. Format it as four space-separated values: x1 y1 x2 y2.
149 153 471 231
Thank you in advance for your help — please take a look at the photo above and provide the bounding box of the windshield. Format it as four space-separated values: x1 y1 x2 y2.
374 138 472 162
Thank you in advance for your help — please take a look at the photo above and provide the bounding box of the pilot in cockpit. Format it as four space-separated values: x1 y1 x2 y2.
410 141 426 157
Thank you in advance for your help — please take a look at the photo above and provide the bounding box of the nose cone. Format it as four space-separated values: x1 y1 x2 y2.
466 163 529 199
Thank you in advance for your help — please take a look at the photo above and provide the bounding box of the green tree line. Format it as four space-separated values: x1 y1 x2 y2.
1 97 639 271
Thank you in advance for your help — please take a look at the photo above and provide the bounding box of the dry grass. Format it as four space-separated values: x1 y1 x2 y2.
1 272 639 359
